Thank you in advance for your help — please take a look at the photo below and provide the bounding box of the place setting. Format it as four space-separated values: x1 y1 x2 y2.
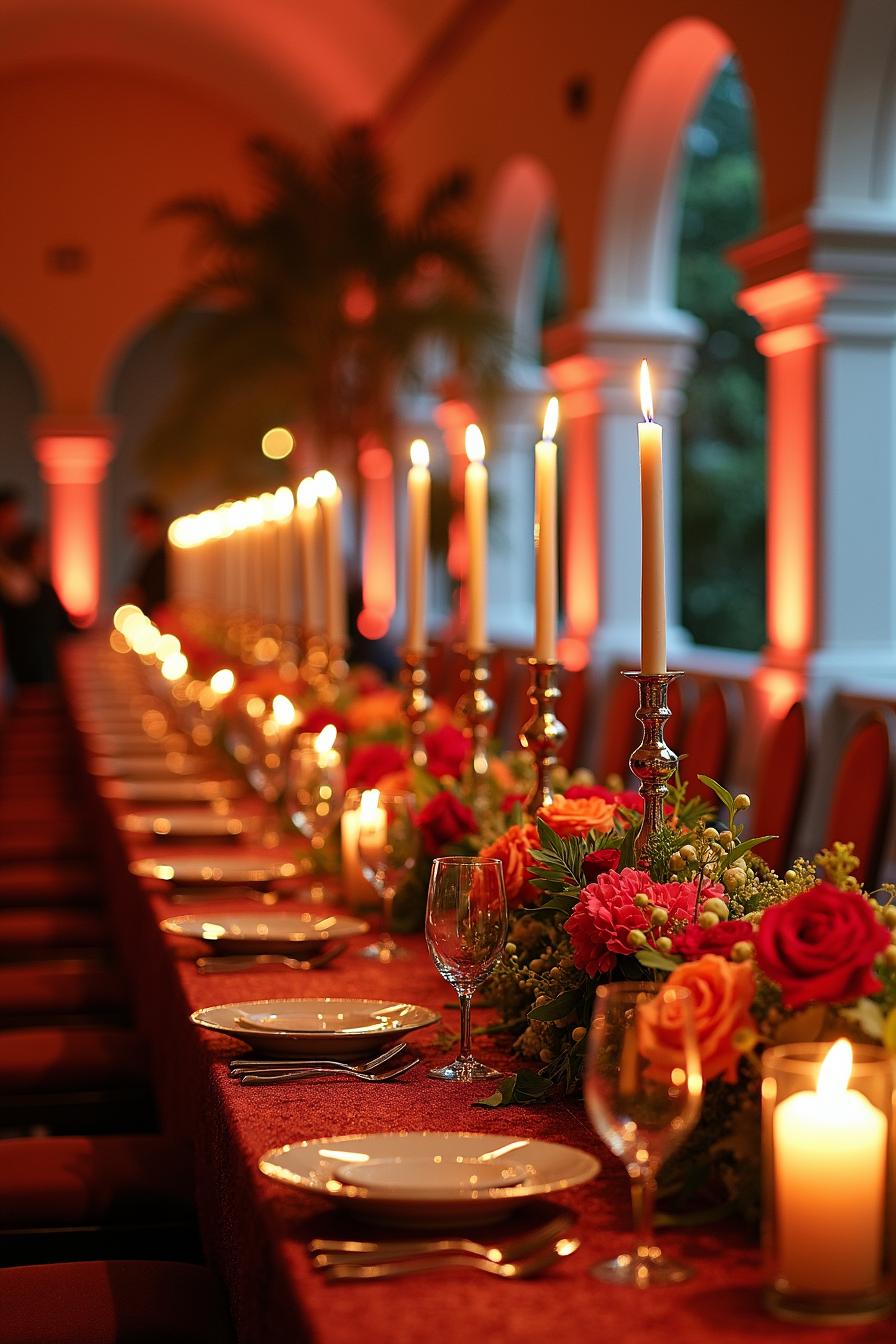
161 909 369 974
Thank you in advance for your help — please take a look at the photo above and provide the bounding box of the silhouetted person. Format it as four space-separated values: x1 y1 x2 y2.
123 497 168 614
0 530 76 685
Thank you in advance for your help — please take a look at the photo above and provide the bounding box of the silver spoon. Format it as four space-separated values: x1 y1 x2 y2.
322 1236 581 1281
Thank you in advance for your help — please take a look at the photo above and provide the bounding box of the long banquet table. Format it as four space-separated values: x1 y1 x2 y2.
62 644 893 1344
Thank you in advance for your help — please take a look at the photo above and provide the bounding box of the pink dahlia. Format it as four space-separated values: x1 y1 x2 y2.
565 871 720 976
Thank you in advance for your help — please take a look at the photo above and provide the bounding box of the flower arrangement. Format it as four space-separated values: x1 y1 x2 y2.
476 775 896 1220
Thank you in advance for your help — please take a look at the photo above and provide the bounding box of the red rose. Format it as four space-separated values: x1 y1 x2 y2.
423 725 469 780
416 792 477 855
672 919 754 962
500 793 528 814
755 884 890 1008
346 742 406 790
582 849 621 883
566 783 669 815
301 706 349 737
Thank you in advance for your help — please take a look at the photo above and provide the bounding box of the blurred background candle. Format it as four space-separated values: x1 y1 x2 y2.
773 1039 886 1295
296 477 322 635
406 439 430 653
638 360 666 674
464 424 488 651
534 397 559 662
314 469 347 646
273 486 295 626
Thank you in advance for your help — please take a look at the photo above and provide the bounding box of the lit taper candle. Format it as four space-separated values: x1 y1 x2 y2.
534 397 559 662
406 439 431 654
464 424 488 651
638 360 666 674
314 470 347 646
295 477 322 635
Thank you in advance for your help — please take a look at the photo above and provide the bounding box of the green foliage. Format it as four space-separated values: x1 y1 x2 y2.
677 61 765 651
141 128 507 492
473 1069 554 1108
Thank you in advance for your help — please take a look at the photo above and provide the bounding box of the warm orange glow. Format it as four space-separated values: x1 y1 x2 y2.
360 436 395 631
357 607 390 640
296 477 318 510
465 424 485 463
542 397 559 442
640 359 654 422
410 439 429 468
261 427 294 460
817 1039 852 1099
563 410 599 636
314 469 338 499
557 635 589 672
358 443 393 481
33 433 113 624
766 341 817 653
314 723 338 754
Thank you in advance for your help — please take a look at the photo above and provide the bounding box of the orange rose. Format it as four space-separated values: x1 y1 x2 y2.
480 823 538 906
345 688 403 733
538 794 616 838
637 954 756 1084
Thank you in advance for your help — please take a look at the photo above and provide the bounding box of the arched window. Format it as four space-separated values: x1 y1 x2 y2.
677 59 765 651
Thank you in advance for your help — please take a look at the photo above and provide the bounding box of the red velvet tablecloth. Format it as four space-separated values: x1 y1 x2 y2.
62 647 893 1344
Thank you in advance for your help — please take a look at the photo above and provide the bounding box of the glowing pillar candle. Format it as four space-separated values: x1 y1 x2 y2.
406 440 431 654
464 425 488 651
638 361 667 674
296 478 322 635
773 1039 887 1294
341 806 376 909
314 470 348 647
534 397 560 662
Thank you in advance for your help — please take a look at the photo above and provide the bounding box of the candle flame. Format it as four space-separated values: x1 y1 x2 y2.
314 469 338 499
465 424 485 464
314 723 338 754
640 359 655 422
410 438 429 468
296 477 318 510
359 787 381 820
209 668 235 696
817 1037 852 1100
272 485 294 519
271 694 296 727
542 396 559 442
244 496 264 527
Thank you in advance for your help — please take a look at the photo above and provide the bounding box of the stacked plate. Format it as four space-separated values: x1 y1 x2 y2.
192 997 439 1058
162 911 368 954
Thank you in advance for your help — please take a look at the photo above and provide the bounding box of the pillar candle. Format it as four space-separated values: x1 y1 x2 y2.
314 470 348 646
638 361 667 673
464 424 488 651
773 1040 886 1294
296 478 322 635
534 398 559 662
406 439 430 654
340 807 377 911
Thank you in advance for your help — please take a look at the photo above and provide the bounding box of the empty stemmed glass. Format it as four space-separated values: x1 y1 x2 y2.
425 856 508 1081
584 981 703 1287
288 726 346 901
356 790 419 961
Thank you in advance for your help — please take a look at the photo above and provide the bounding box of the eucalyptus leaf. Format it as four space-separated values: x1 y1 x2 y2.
697 775 736 816
635 948 681 973
528 988 579 1022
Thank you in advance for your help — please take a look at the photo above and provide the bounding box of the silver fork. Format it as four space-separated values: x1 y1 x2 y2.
321 1236 580 1282
309 1209 576 1268
239 1055 419 1086
197 943 345 973
229 1042 406 1076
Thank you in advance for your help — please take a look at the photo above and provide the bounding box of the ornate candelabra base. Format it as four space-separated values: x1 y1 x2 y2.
400 646 434 769
625 670 683 869
519 657 567 816
455 646 495 784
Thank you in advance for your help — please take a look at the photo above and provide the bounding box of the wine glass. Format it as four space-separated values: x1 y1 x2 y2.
425 856 508 1081
584 981 703 1287
287 728 346 901
356 790 419 961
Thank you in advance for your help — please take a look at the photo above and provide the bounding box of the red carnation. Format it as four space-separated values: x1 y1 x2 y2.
346 742 406 790
301 706 349 737
582 849 621 883
755 883 890 1008
672 919 754 962
423 725 469 780
566 871 708 976
416 792 477 855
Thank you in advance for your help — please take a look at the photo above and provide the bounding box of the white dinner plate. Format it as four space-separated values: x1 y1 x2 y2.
259 1132 600 1227
130 855 298 884
160 911 368 951
118 808 255 839
99 778 243 802
192 997 440 1058
89 753 205 779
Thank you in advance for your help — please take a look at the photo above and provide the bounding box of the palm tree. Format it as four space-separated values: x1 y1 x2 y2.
141 127 506 492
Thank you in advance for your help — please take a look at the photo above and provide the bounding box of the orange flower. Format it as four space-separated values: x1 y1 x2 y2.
538 794 616 838
345 688 403 733
480 823 538 906
637 954 756 1084
374 768 412 794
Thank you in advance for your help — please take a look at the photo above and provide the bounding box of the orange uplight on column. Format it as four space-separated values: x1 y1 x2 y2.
358 436 395 640
548 354 600 642
33 431 114 625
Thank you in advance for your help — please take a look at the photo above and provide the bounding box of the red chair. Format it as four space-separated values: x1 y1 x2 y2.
822 711 894 885
595 671 687 785
557 667 588 769
678 680 737 806
749 702 808 872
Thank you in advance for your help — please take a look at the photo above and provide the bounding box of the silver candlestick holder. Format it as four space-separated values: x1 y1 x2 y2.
455 646 495 783
519 657 567 816
625 670 682 869
400 646 434 769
